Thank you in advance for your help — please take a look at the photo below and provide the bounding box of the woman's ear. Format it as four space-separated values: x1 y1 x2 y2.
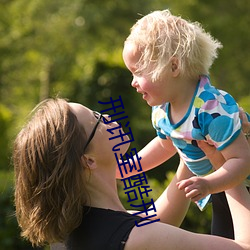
82 155 97 169
170 57 180 77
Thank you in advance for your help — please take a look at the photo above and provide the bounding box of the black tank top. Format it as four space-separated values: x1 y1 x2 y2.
66 206 142 250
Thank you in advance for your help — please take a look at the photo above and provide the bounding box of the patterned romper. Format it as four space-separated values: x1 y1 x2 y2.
152 75 249 209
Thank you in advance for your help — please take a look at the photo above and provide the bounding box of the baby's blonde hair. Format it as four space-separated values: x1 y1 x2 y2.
125 9 222 81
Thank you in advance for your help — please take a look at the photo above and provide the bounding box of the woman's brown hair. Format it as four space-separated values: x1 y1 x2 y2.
13 98 88 246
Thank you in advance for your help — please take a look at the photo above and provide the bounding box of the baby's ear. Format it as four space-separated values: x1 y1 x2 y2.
82 155 97 169
171 57 180 76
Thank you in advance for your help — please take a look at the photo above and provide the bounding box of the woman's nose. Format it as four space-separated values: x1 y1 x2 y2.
103 114 111 122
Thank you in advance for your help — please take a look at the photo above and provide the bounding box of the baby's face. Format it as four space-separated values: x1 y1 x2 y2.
123 43 174 106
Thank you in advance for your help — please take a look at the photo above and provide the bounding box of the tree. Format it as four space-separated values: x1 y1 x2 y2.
0 1 249 248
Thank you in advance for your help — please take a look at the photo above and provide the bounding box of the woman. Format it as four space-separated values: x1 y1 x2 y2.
13 98 250 249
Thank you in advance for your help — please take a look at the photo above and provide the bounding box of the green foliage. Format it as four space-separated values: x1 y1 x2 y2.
0 104 13 170
184 0 250 100
0 171 44 249
0 0 249 248
239 95 250 113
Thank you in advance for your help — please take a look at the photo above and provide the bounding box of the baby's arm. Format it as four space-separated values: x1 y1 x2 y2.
178 132 250 201
116 136 177 178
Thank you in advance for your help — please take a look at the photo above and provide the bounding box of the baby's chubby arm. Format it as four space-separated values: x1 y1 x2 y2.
177 132 250 201
116 136 177 178
178 109 250 201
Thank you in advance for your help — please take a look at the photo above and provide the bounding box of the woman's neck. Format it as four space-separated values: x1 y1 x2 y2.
84 165 126 212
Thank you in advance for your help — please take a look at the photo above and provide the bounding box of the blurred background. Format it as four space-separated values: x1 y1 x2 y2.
0 0 249 249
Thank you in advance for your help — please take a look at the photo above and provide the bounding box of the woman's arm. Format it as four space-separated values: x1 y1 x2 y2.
152 159 192 226
225 184 250 245
125 183 250 250
127 160 192 227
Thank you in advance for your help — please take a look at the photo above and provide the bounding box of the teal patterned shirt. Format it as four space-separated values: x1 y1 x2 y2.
152 75 242 176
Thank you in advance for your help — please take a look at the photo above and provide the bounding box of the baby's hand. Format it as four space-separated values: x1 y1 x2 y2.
177 176 211 202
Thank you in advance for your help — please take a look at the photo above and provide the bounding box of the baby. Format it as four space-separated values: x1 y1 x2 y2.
121 9 250 212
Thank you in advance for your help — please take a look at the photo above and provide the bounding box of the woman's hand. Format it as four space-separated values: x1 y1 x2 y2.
239 107 250 140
